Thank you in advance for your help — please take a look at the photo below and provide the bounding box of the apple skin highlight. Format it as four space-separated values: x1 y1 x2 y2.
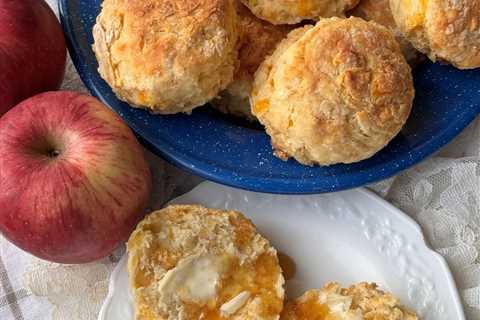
0 92 152 263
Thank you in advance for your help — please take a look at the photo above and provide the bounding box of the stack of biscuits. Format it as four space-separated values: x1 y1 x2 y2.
93 0 480 166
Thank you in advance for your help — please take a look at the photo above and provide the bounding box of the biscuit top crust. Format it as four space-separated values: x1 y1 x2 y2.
390 0 480 69
350 0 396 28
93 0 238 113
252 17 414 166
212 3 291 120
127 205 284 320
240 0 360 25
281 282 418 320
349 0 424 65
236 3 291 85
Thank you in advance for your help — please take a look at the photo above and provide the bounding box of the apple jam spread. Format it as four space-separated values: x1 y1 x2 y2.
127 204 284 320
281 282 418 320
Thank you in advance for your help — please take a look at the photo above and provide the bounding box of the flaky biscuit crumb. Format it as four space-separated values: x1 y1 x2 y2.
282 282 418 320
128 205 284 320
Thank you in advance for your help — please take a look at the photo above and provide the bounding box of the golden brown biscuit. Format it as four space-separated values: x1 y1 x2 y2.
390 0 480 69
240 0 360 25
92 0 239 114
349 0 425 67
212 3 291 121
281 282 418 320
252 17 414 166
127 205 284 320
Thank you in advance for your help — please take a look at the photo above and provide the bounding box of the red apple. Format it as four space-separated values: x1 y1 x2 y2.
0 0 66 116
0 91 152 263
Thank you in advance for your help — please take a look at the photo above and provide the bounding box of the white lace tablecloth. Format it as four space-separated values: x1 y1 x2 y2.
0 1 479 319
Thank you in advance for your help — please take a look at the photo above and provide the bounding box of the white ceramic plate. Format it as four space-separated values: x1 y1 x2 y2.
98 182 465 320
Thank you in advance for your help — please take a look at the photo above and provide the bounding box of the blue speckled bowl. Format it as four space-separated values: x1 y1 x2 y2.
59 0 480 194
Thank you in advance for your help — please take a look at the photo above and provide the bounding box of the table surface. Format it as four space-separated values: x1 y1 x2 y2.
0 1 479 319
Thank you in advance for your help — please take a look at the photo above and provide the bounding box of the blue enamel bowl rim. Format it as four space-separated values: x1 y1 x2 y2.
58 0 480 194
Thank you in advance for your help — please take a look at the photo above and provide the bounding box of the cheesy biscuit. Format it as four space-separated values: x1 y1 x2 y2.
240 0 360 25
212 3 291 121
93 0 239 114
390 0 480 69
281 282 418 320
349 0 425 67
127 205 284 320
252 18 414 166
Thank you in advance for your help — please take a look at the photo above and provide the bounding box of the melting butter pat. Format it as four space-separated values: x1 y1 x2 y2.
220 291 251 316
157 254 227 304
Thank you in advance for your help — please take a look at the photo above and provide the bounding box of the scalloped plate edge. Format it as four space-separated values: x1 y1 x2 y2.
98 182 465 320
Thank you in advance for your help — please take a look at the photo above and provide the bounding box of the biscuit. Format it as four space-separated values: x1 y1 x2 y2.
212 3 291 121
252 17 414 166
281 282 418 320
390 0 480 69
240 0 360 25
349 0 425 67
127 205 284 320
92 0 239 114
